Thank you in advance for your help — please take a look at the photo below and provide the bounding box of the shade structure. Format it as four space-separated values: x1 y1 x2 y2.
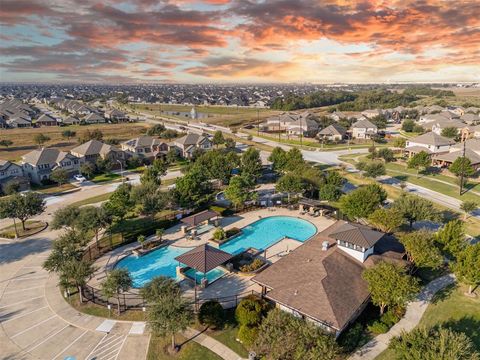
175 244 232 274
181 210 218 227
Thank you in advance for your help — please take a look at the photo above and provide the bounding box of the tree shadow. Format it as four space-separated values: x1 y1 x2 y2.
441 316 480 350
430 283 457 304
0 237 51 265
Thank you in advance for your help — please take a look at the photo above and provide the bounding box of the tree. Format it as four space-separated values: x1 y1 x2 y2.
224 137 236 150
3 180 20 195
224 175 256 210
77 206 110 246
142 276 193 351
50 168 69 185
441 126 459 138
0 197 19 238
400 230 443 271
402 119 415 132
253 309 340 360
449 157 475 184
370 115 387 129
285 148 305 172
454 243 480 296
378 148 395 162
101 269 133 314
198 300 225 329
51 205 81 230
460 201 478 220
62 130 76 141
339 184 387 220
212 130 225 147
407 151 431 177
392 137 406 148
362 261 420 315
146 124 166 136
368 208 404 233
436 220 466 260
174 166 212 208
9 192 45 231
33 133 50 147
240 147 262 180
0 139 13 148
276 173 303 202
389 326 479 360
318 170 344 201
59 259 95 303
363 161 386 178
102 183 133 221
80 129 103 143
166 148 179 164
393 194 440 228
80 162 96 179
268 147 288 172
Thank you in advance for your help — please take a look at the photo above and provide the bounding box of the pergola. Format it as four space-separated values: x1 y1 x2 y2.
298 198 329 214
175 244 232 276
181 209 218 228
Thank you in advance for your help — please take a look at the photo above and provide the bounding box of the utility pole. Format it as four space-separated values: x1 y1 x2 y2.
257 109 260 136
300 115 303 147
459 140 466 195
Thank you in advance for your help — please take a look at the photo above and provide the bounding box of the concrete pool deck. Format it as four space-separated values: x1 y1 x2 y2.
88 208 336 301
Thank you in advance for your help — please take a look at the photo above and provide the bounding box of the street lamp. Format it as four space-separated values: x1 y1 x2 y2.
117 160 124 184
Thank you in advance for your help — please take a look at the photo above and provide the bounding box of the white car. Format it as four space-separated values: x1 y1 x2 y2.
73 174 87 183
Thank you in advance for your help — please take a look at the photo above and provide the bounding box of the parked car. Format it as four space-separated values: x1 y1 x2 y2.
73 174 87 183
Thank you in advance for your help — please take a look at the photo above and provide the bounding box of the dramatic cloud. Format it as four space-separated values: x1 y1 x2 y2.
0 0 479 82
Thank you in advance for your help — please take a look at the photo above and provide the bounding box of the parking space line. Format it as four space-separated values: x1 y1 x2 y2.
93 335 121 351
51 329 88 360
114 335 129 360
0 296 44 309
94 337 124 357
84 333 108 360
11 276 48 281
1 306 48 324
11 315 57 338
26 324 69 353
4 286 44 294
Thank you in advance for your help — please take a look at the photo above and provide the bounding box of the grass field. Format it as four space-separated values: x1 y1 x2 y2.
0 220 46 238
70 192 113 207
376 284 480 359
0 123 149 161
147 334 222 360
91 173 122 183
31 182 78 194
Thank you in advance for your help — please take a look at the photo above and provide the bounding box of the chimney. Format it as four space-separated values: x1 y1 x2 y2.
322 240 329 251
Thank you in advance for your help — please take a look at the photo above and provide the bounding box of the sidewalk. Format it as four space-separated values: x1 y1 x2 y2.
350 274 456 360
183 328 247 360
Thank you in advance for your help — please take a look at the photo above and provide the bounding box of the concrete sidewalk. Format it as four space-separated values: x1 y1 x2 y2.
350 274 456 360
183 327 247 360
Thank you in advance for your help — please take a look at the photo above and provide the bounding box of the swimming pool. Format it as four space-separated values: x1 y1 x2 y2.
116 216 316 287
183 267 226 285
219 216 317 255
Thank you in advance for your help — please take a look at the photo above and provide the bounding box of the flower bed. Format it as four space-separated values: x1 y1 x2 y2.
132 239 167 257
210 227 242 245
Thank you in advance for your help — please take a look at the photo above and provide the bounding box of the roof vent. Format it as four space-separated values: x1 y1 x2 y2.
294 290 298 296
322 241 329 251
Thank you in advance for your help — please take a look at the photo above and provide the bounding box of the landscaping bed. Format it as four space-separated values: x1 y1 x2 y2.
132 239 167 256
0 220 47 239
230 249 268 275
210 227 241 245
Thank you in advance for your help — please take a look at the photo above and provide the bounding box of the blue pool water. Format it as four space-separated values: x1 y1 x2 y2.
184 267 226 285
116 245 192 288
116 216 316 287
219 216 317 255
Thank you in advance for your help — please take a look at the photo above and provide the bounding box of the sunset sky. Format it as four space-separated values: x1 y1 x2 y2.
1 0 479 83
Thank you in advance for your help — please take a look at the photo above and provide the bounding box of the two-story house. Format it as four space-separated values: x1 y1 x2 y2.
351 119 378 139
22 148 80 184
121 136 169 159
70 140 126 165
405 132 455 157
0 160 29 193
171 133 212 158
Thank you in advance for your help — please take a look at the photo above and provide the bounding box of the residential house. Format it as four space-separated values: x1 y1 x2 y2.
262 112 319 137
252 221 404 337
22 148 80 184
351 119 378 139
361 109 384 119
6 116 32 128
121 136 169 159
0 160 29 193
405 132 455 156
63 116 81 126
285 116 319 137
105 109 129 122
36 114 58 127
70 140 125 165
171 133 212 158
432 148 480 171
329 111 350 122
460 113 480 125
84 113 105 124
317 124 346 141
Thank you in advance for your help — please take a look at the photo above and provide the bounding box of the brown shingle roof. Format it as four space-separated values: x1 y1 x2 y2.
409 132 455 147
329 222 384 248
181 210 218 227
175 244 232 273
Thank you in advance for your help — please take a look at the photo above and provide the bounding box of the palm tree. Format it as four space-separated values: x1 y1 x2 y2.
102 269 132 314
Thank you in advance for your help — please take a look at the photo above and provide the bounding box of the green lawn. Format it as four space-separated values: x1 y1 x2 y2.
376 284 480 359
70 192 113 207
0 220 46 239
147 335 222 360
32 182 77 194
91 173 121 183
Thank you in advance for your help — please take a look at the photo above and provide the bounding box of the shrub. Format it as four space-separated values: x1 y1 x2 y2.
235 296 267 326
198 300 225 329
212 227 226 241
225 227 240 238
367 320 389 335
237 324 258 347
380 310 401 327
338 323 371 353
240 258 265 273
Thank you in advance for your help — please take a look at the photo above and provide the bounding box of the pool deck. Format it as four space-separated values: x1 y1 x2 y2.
88 208 336 300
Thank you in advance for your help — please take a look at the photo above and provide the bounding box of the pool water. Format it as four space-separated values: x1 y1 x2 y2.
183 267 226 285
116 245 191 288
116 216 316 287
220 216 317 255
